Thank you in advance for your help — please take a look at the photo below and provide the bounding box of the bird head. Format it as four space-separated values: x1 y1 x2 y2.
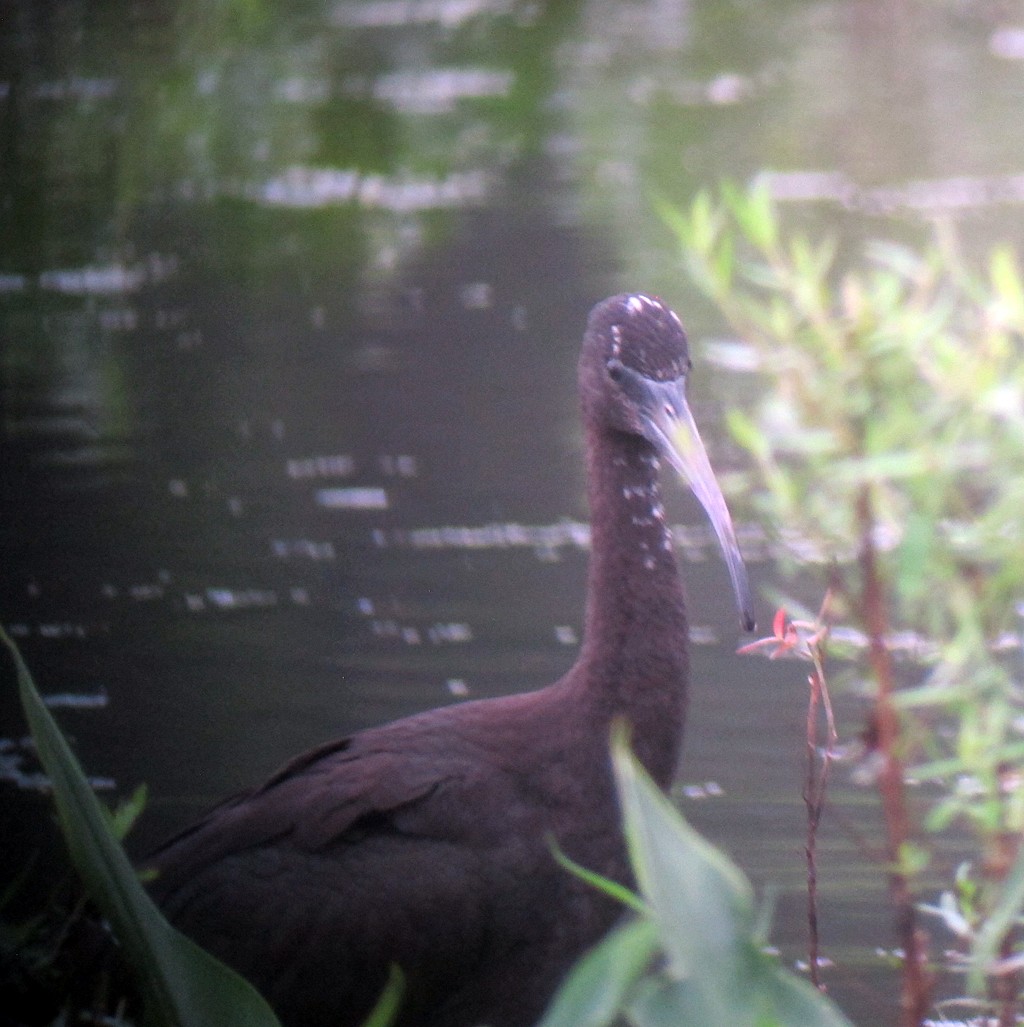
580 293 755 632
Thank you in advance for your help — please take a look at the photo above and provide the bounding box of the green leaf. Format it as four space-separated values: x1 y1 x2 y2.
628 972 755 1027
653 193 692 247
713 231 735 292
759 961 858 1027
897 511 935 603
831 449 930 484
726 408 771 462
897 841 931 878
866 240 925 280
687 190 717 252
360 965 405 1027
537 918 659 1027
726 179 778 253
627 944 855 1027
1 627 283 1027
109 783 149 842
990 246 1024 315
968 835 1024 994
549 839 647 914
611 724 754 977
924 794 968 832
547 730 855 1027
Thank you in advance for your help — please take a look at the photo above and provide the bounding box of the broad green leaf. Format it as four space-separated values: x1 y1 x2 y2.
537 918 659 1027
545 731 856 1027
628 971 757 1027
611 725 754 979
759 961 857 1027
1 627 282 1027
627 941 855 1027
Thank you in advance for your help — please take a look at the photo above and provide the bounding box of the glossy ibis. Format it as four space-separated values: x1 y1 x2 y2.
146 293 755 1027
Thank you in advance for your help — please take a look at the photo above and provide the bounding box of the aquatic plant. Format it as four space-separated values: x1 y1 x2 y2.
667 183 1024 1027
540 724 853 1027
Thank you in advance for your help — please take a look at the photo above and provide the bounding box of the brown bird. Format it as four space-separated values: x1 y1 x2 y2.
145 293 755 1027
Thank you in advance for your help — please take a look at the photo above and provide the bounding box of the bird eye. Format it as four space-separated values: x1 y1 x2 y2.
606 359 624 381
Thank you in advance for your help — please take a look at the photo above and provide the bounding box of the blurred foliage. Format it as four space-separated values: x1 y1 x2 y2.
666 183 1024 1008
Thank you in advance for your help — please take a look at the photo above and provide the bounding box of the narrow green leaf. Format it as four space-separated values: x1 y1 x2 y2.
1 627 282 1027
831 449 930 484
990 246 1024 314
653 194 691 247
897 511 935 602
109 783 149 842
866 240 926 280
726 408 768 460
726 179 778 253
897 841 931 877
688 190 716 251
549 838 647 914
537 918 659 1027
968 835 1024 994
713 231 735 291
360 965 405 1027
924 795 968 833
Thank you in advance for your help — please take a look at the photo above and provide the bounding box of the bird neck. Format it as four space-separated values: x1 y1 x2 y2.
576 425 689 786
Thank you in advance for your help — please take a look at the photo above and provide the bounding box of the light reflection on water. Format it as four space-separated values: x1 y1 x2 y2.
5 1 1024 1022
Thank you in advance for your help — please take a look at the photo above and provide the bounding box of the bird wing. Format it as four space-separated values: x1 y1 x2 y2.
141 728 501 1026
147 725 477 882
139 692 608 1027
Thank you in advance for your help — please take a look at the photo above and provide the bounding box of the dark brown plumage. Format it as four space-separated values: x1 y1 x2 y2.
145 294 754 1027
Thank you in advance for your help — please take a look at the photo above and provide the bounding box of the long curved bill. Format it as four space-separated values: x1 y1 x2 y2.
641 377 756 632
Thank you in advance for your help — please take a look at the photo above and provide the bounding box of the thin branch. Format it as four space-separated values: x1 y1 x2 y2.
805 668 826 989
856 486 931 1027
802 593 837 992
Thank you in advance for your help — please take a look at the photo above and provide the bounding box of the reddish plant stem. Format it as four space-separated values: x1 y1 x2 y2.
804 670 826 989
856 488 930 1027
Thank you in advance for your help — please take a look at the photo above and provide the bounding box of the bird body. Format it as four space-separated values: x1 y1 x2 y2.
154 684 642 1026
146 294 752 1027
